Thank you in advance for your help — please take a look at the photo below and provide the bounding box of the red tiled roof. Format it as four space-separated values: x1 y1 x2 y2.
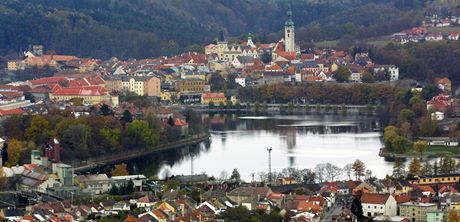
277 51 297 60
29 77 67 85
174 119 188 127
395 195 411 204
124 215 140 222
0 108 24 116
361 193 390 205
52 87 106 96
202 92 225 100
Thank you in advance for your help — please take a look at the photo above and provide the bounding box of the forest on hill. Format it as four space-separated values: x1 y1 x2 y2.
0 0 457 59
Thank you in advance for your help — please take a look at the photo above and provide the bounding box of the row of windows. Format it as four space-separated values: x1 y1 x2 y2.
421 177 459 183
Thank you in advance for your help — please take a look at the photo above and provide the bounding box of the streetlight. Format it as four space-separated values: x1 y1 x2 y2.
267 147 272 183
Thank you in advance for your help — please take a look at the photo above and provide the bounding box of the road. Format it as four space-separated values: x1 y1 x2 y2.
321 195 351 222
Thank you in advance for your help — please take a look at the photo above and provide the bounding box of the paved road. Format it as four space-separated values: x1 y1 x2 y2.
322 196 350 222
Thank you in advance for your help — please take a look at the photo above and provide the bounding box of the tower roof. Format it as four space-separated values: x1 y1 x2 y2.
285 9 294 27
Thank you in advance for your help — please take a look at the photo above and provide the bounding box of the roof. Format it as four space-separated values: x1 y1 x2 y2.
0 108 24 117
202 92 225 100
29 77 67 85
124 215 140 222
227 187 271 197
361 193 390 205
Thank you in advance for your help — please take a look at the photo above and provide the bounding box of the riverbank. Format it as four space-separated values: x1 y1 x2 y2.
379 146 460 158
69 133 210 173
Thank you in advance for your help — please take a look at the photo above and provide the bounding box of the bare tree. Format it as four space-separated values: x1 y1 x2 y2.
315 163 327 182
343 164 353 180
258 172 267 182
325 163 343 182
219 170 228 181
301 169 316 184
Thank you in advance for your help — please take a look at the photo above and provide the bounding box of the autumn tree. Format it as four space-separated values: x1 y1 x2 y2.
413 140 428 156
408 158 422 176
6 139 24 167
126 120 159 148
333 66 351 83
0 167 7 191
352 159 366 180
111 163 129 176
392 136 408 154
25 115 51 145
419 116 437 137
100 128 121 150
448 210 460 222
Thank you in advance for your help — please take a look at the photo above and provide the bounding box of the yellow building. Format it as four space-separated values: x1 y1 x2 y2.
7 60 23 71
49 87 118 106
104 75 161 97
399 202 437 222
201 92 226 105
409 175 460 185
176 79 207 93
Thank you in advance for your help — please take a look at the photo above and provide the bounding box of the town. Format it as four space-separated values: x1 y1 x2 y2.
0 6 460 222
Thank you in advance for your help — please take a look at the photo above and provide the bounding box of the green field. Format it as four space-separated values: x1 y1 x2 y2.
314 35 392 48
428 26 460 33
426 146 460 155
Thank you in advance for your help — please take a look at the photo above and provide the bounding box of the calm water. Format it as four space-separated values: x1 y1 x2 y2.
126 114 395 181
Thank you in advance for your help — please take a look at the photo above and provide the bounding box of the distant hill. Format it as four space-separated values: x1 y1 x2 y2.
0 0 445 59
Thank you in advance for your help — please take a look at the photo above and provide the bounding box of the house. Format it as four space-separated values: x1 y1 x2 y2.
136 195 157 209
361 193 397 217
447 32 460 40
399 202 437 222
425 32 443 41
111 175 147 192
426 210 445 222
112 202 130 212
373 65 399 81
201 92 226 105
227 187 273 210
0 208 24 221
74 174 112 195
434 77 452 93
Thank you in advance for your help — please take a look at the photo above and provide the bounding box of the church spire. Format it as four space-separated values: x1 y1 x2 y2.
285 5 294 27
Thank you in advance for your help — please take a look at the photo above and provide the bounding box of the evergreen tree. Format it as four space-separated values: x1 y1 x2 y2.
121 110 133 123
392 158 405 179
229 168 241 181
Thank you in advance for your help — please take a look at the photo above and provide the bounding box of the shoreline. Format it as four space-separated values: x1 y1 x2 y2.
69 133 210 173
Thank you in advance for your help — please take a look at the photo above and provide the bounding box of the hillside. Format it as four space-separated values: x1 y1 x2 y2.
0 0 440 59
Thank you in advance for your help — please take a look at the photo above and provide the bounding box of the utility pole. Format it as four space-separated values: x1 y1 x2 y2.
267 147 272 183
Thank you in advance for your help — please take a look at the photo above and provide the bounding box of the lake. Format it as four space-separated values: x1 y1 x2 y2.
126 114 396 181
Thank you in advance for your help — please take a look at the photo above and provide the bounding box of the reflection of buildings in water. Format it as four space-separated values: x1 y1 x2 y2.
280 128 297 166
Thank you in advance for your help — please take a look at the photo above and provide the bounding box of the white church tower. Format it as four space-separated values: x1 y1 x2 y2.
284 9 295 52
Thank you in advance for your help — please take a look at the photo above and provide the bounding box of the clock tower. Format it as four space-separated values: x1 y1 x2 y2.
284 9 295 52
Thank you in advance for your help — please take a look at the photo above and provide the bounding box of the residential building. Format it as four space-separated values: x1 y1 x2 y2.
104 75 161 97
201 92 226 105
399 202 437 222
408 174 460 185
361 193 397 217
426 210 445 222
75 174 113 195
373 65 399 81
175 79 207 93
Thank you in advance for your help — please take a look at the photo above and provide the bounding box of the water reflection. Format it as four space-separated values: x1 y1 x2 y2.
124 114 393 181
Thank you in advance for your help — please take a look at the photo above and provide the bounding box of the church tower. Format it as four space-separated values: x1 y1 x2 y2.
284 9 295 52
